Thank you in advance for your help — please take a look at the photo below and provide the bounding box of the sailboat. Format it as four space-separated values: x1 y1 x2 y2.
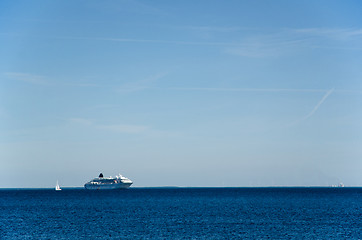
55 180 62 191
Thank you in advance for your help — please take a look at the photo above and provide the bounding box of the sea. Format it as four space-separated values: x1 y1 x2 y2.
0 187 361 239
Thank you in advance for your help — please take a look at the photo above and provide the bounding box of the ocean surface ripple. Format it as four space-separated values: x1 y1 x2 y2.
0 188 361 239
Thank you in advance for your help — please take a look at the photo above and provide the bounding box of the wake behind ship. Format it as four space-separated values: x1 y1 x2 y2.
84 173 133 190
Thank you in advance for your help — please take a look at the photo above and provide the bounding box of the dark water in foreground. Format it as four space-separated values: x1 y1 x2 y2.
0 188 361 239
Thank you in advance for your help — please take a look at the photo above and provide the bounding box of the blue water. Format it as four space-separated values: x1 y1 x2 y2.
0 188 361 239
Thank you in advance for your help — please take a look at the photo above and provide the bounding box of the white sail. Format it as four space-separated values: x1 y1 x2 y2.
55 180 62 191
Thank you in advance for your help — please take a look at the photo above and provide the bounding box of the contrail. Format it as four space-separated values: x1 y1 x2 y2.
158 87 328 92
290 88 334 126
303 88 334 120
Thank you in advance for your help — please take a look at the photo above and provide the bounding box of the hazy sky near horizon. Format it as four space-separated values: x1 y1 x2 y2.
1 0 362 188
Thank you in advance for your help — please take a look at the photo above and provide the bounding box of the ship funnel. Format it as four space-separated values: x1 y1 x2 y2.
99 173 104 178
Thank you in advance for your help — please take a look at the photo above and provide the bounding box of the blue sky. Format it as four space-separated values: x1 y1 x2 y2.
1 0 362 187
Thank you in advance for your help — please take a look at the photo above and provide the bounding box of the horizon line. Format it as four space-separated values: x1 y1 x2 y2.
0 185 357 190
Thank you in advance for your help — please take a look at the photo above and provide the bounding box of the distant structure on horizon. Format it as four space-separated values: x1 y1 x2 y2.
331 183 345 187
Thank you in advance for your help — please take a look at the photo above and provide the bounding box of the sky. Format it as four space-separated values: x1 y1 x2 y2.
0 0 362 188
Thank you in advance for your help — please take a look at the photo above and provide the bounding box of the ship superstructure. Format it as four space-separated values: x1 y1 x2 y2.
84 173 133 190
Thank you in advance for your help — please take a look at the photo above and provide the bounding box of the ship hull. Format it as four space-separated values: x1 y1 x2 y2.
84 182 132 190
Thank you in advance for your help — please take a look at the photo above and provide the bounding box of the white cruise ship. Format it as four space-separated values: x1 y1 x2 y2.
84 173 133 190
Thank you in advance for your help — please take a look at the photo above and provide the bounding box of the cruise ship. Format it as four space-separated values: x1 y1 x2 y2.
84 173 133 190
